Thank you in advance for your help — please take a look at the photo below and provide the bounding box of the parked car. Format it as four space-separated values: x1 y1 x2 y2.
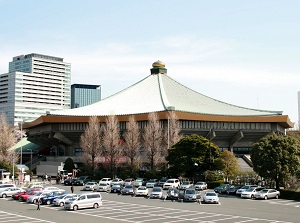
203 192 220 204
19 191 36 202
12 190 30 200
0 184 16 192
163 179 180 189
74 176 93 186
164 188 180 201
133 178 147 187
40 190 68 205
226 185 242 195
194 182 207 191
183 188 201 202
236 185 258 196
158 177 168 187
83 182 98 191
123 178 135 186
179 181 194 190
64 192 102 211
99 178 112 185
146 179 159 188
97 183 111 192
110 184 123 193
149 187 163 199
133 186 148 197
120 185 135 195
43 186 61 191
254 189 280 200
110 178 124 186
214 184 231 194
64 178 76 186
26 191 48 204
53 194 79 206
241 187 265 199
0 187 23 198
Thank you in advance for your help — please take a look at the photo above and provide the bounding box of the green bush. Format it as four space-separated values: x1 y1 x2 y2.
280 189 300 200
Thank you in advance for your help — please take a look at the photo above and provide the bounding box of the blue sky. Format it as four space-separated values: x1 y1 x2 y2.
0 1 299 126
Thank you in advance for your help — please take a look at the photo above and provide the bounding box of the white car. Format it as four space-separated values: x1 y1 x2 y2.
0 187 23 198
97 183 110 192
98 178 112 185
53 194 79 206
241 187 265 199
43 186 60 192
163 179 180 189
236 185 257 196
110 178 123 186
179 181 193 190
203 192 219 204
134 186 149 196
83 182 98 191
194 182 207 190
149 187 163 199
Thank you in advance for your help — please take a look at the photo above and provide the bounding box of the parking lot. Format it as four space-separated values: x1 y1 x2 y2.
0 183 299 223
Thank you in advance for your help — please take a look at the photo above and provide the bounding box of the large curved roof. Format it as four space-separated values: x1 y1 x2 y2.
51 64 282 117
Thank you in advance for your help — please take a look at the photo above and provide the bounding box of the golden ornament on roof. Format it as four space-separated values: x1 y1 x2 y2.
152 60 165 68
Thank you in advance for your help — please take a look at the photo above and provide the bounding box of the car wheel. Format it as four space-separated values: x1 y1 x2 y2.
60 202 64 207
18 197 22 201
251 194 254 199
275 194 279 199
93 203 99 208
73 205 78 211
264 196 268 200
46 200 51 205
2 194 7 198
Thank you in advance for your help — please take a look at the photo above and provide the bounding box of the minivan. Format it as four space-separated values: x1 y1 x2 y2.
64 192 102 211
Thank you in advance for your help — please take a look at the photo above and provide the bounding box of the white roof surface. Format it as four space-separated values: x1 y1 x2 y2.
51 73 282 117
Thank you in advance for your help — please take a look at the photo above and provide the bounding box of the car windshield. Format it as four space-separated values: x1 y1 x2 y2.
185 190 196 194
167 180 175 183
259 189 269 193
245 188 254 192
182 181 189 185
148 179 156 182
206 192 217 196
153 188 162 192
125 185 133 189
196 182 204 185
112 179 120 182
138 187 146 190
99 183 107 186
136 179 143 182
113 185 121 188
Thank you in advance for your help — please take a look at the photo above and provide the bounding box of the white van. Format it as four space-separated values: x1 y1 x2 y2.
64 192 102 211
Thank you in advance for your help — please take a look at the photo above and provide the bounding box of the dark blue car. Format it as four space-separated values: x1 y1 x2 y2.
40 190 67 205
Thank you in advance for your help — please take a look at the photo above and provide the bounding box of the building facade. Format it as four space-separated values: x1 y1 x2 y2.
71 84 101 108
0 53 71 126
23 61 293 162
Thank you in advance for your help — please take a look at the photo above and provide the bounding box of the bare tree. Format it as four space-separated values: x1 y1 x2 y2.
80 116 102 174
102 115 121 175
123 115 141 171
143 112 163 171
0 113 17 163
165 111 182 150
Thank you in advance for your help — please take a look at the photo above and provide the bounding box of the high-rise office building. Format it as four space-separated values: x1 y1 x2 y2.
0 53 71 126
71 84 101 108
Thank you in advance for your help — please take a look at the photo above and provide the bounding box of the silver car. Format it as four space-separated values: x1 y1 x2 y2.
53 194 79 206
254 189 280 200
203 192 219 204
0 187 23 198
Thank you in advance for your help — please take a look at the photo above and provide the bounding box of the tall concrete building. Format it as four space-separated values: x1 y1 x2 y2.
0 53 71 126
71 84 101 108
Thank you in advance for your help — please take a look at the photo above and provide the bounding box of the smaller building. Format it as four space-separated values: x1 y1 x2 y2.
71 84 101 108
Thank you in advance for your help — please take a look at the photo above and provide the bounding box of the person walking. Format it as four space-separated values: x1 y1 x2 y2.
36 196 41 210
71 184 74 194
